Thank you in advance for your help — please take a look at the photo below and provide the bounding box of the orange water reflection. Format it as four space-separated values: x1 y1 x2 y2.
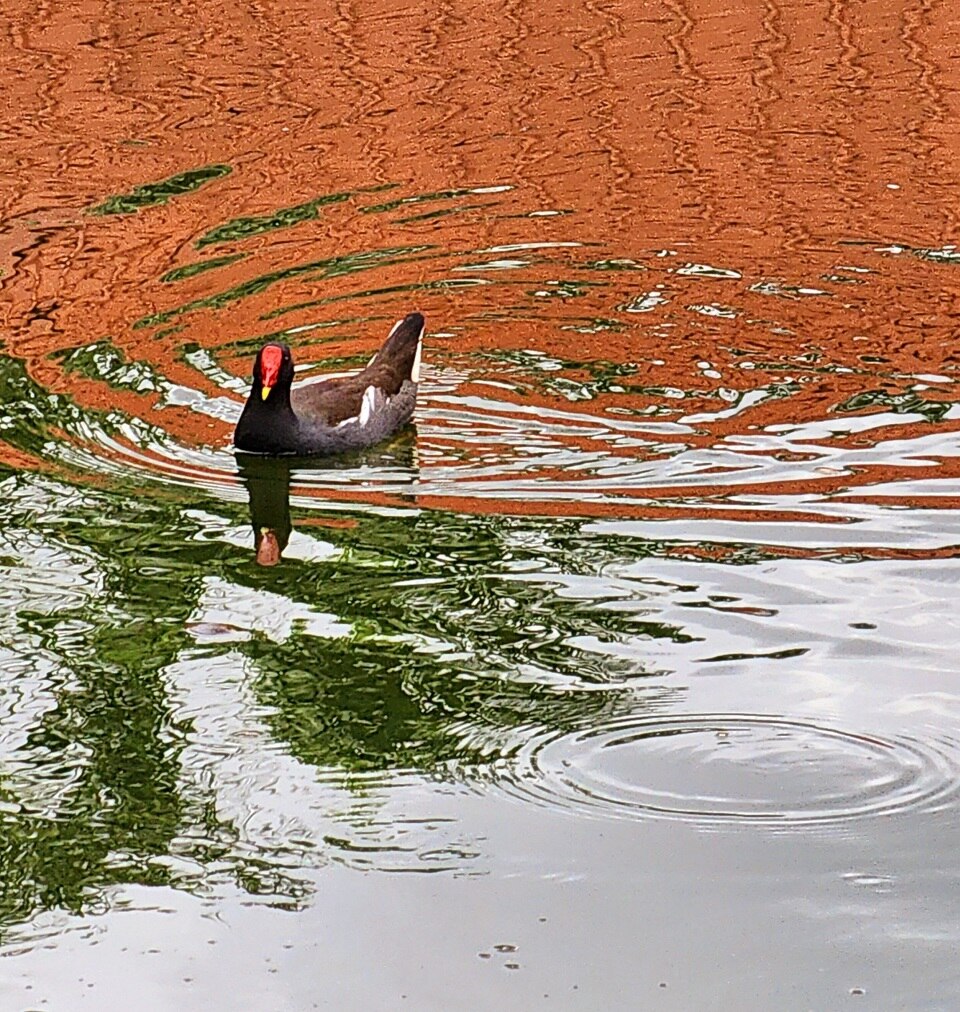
1 0 959 520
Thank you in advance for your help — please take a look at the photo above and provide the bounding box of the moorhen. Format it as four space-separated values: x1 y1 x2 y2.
234 311 424 456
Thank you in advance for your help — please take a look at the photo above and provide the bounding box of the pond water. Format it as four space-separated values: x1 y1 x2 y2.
1 1 960 1008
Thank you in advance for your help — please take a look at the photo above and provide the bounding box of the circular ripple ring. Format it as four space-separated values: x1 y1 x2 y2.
491 713 960 830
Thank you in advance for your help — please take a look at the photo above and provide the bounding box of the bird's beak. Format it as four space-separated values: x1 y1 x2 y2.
261 385 272 401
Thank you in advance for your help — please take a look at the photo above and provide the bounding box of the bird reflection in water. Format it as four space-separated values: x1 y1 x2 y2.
235 455 293 566
235 429 419 565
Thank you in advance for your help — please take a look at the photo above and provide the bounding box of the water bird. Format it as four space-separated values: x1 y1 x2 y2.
234 312 424 455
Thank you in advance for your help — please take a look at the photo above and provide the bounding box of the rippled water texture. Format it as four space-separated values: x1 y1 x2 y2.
1 1 960 1008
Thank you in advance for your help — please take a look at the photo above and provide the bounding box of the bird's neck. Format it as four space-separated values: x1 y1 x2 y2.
236 384 299 453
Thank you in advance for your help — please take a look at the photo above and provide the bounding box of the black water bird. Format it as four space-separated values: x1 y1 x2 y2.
234 312 424 456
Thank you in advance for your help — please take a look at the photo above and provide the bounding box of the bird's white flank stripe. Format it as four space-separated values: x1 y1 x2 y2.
358 385 377 426
410 325 424 383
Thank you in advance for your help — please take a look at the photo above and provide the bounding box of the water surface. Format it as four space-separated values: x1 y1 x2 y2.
1 1 960 1008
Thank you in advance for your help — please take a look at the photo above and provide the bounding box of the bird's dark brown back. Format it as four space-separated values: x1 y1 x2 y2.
289 313 423 426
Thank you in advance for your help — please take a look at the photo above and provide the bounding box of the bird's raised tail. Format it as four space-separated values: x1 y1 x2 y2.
366 312 425 384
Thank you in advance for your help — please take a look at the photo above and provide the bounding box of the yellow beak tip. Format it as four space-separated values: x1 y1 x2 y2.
261 386 272 401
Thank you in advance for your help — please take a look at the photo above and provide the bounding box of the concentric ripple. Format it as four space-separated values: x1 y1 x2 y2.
491 714 960 830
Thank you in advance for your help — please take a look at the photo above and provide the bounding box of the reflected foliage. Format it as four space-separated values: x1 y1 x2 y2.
134 245 432 330
0 481 203 926
0 354 171 467
834 388 951 422
52 339 165 394
360 188 483 214
0 454 701 932
87 165 233 216
160 253 249 283
196 192 353 248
